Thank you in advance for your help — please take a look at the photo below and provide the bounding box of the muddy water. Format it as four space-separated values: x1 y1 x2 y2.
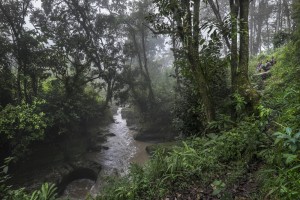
61 108 151 199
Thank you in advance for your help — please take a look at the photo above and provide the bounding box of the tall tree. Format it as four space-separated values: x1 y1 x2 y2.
283 0 292 33
230 0 260 114
125 1 156 107
253 0 268 54
33 0 126 105
0 0 45 103
150 0 216 122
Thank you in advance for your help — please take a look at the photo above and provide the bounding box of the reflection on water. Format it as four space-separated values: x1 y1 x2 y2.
62 107 151 199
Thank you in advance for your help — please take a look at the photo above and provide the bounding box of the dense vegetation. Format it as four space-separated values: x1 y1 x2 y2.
97 1 300 199
1 0 300 199
97 41 300 199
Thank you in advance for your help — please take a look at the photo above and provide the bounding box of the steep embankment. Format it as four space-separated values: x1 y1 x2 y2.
252 44 300 199
98 44 300 200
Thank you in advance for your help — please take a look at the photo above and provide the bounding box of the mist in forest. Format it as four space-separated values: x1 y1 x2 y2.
0 0 299 199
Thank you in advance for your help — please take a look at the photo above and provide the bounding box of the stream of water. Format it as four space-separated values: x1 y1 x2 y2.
97 107 150 175
61 108 151 199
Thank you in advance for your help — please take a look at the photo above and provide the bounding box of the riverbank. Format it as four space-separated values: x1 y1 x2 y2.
9 109 113 197
121 107 178 142
9 107 159 199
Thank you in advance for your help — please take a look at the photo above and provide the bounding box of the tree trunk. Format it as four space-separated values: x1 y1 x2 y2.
249 0 255 55
171 34 181 92
130 26 155 107
179 0 216 122
24 76 29 103
276 0 282 33
239 0 250 81
253 0 266 55
105 81 112 107
237 0 260 114
229 0 260 116
31 73 38 97
141 28 155 103
17 68 22 103
194 0 215 122
267 19 270 49
230 0 239 92
283 0 291 33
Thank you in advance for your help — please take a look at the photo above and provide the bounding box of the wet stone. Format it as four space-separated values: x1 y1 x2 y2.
106 133 116 137
102 146 109 150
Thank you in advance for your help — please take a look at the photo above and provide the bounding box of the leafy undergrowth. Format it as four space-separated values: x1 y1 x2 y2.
256 44 300 199
97 43 300 200
98 117 264 199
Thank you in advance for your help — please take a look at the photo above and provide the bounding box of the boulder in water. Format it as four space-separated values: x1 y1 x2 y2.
102 146 109 150
106 133 116 137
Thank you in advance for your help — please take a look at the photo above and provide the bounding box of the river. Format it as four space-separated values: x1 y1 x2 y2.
61 107 151 199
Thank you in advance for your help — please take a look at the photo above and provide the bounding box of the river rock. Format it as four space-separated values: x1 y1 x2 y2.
55 160 101 196
95 135 107 143
106 133 116 137
89 144 103 152
102 146 109 150
128 125 140 131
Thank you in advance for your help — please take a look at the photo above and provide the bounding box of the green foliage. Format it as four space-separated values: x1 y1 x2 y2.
259 126 300 199
274 127 300 156
99 117 262 199
252 43 300 199
28 183 57 200
172 83 206 136
273 31 291 48
262 167 300 200
0 158 13 199
207 114 235 132
211 180 226 196
263 44 300 130
0 65 14 107
1 157 57 200
1 182 57 200
41 79 104 135
292 0 300 59
0 100 47 159
172 45 230 136
232 93 247 115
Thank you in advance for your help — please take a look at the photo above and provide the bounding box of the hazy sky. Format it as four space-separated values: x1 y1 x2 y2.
25 0 41 29
33 0 42 8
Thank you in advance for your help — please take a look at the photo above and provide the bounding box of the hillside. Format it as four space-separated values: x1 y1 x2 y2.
98 44 300 200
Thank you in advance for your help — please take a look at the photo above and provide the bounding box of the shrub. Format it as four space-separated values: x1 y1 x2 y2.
255 43 300 199
0 100 47 159
273 31 291 48
98 117 262 199
0 158 57 200
41 79 104 135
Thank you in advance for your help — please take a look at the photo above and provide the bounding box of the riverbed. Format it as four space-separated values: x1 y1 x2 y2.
61 107 151 199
